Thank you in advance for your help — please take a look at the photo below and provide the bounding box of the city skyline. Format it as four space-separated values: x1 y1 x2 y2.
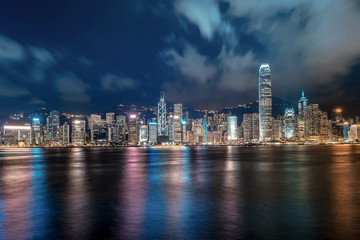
0 0 360 114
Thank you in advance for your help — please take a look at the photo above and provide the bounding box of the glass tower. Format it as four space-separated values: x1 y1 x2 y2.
258 63 272 142
227 116 238 141
157 92 168 136
298 90 309 122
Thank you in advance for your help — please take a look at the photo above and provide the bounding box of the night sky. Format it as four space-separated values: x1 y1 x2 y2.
0 0 360 114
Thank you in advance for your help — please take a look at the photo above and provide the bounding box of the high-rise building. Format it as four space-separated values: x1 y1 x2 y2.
181 120 187 143
90 114 102 143
304 104 329 141
60 122 70 145
47 110 60 142
106 112 115 124
148 123 157 144
157 92 168 137
203 116 208 143
32 117 42 145
284 107 296 138
71 120 86 145
227 116 238 141
107 125 119 143
128 114 138 145
331 108 344 141
242 113 259 143
258 63 272 142
116 115 127 143
349 124 360 141
344 122 349 141
139 125 148 144
298 90 309 122
174 104 182 143
272 118 283 141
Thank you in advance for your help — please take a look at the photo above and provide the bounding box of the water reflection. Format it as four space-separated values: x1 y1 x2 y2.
0 146 359 239
329 145 359 238
118 147 147 239
0 149 32 240
63 148 89 239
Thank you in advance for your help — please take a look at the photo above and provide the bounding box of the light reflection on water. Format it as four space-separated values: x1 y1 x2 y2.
0 145 359 239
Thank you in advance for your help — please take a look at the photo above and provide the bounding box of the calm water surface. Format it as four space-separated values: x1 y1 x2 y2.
0 145 360 239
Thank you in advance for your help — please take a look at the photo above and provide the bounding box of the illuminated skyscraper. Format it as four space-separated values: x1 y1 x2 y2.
116 115 127 143
139 125 148 144
242 113 259 142
181 120 187 143
106 112 115 124
258 63 272 141
344 122 349 140
284 107 296 138
227 116 238 141
298 90 309 122
60 122 70 145
203 116 208 143
90 114 102 143
32 117 42 145
148 123 157 144
71 120 86 145
128 114 138 145
157 92 168 137
174 104 182 143
47 110 60 142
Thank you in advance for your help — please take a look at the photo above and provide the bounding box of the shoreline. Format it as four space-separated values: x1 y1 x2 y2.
0 142 358 149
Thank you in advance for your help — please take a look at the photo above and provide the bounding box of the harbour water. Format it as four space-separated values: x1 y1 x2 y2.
0 145 360 239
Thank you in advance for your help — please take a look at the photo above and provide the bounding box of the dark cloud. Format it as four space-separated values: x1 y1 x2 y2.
0 0 359 114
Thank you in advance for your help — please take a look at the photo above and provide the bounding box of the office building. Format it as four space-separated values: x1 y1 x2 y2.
227 116 238 141
71 120 86 145
258 63 272 141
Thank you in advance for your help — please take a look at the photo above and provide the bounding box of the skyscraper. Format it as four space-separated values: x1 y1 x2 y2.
258 63 272 142
284 107 296 138
71 120 86 145
148 122 157 144
242 113 259 142
90 114 102 143
32 117 42 145
47 110 60 142
227 116 238 141
174 104 183 143
106 112 115 124
128 114 138 145
157 92 168 137
298 90 309 122
60 122 70 145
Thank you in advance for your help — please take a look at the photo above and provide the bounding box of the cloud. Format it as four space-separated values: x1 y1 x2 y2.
162 45 217 84
0 35 26 62
29 46 56 66
166 0 360 107
54 73 90 102
175 0 221 40
28 97 46 105
224 0 360 94
0 76 30 97
101 73 137 92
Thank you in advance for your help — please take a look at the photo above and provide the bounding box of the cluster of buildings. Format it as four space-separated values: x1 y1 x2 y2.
1 64 359 147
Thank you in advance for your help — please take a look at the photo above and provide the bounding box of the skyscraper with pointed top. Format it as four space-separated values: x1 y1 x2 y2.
298 90 309 122
157 92 168 137
258 63 272 142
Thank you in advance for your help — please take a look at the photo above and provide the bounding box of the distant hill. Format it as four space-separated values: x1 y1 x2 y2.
220 97 295 124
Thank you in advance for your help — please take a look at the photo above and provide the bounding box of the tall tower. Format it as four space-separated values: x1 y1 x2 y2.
173 104 182 143
298 90 308 122
258 63 272 142
157 92 168 136
227 116 238 141
47 110 60 143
